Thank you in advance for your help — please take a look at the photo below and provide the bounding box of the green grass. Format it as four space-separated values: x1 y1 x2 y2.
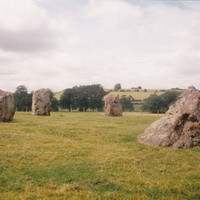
54 91 64 100
107 89 165 100
0 112 199 199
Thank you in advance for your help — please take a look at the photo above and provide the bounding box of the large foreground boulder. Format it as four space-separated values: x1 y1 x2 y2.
104 94 123 117
0 90 15 122
137 86 200 148
32 89 52 116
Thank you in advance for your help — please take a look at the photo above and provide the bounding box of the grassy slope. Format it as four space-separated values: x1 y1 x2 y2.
105 89 165 100
0 112 199 199
54 91 64 100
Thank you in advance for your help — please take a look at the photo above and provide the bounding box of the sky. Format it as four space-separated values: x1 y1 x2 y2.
1 0 200 93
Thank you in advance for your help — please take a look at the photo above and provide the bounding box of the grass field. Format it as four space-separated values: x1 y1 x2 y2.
1 112 199 199
105 89 165 101
54 91 64 100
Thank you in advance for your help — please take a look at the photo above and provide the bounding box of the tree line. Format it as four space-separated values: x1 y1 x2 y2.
14 85 59 112
14 84 135 112
142 91 181 113
14 84 182 113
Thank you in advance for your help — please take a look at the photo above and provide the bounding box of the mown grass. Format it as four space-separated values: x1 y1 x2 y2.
0 112 200 199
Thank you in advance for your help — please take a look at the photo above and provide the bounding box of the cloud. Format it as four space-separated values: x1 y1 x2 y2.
0 0 200 92
0 0 61 52
85 0 142 27
169 51 200 75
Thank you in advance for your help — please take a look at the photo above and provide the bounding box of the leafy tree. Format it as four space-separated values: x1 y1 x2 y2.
159 91 181 110
77 84 107 111
60 88 78 111
76 86 90 111
15 85 28 93
60 84 107 112
120 95 134 112
114 83 121 91
51 97 59 111
14 85 32 111
87 84 106 111
148 94 164 113
142 91 181 113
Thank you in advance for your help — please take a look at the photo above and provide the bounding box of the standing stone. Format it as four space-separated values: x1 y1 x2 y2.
32 89 52 116
104 94 123 117
137 86 200 148
0 90 15 122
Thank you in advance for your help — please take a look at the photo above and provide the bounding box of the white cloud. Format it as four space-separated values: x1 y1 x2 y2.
0 0 62 52
85 0 142 27
0 0 200 92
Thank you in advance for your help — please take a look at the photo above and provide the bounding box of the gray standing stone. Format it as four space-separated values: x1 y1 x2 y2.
104 94 123 117
137 86 200 148
0 90 15 122
32 89 52 116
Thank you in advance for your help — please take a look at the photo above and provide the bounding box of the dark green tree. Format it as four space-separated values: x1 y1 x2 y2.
14 85 33 111
51 97 59 111
120 95 134 111
59 84 107 112
149 95 164 113
114 83 121 91
160 91 181 108
142 94 164 113
87 84 106 111
76 87 89 111
142 91 182 113
75 84 107 111
60 88 78 111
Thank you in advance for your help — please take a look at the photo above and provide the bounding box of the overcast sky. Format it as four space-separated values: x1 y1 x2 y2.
1 0 200 92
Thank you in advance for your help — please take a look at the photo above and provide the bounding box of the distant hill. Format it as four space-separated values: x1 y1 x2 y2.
104 89 164 100
54 88 183 101
54 91 64 100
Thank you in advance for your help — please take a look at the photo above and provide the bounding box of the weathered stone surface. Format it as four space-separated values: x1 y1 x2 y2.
0 90 15 122
104 94 123 117
32 89 51 116
137 86 200 148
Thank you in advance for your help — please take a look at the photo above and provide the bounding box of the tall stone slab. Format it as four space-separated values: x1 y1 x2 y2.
32 89 51 116
104 94 123 117
137 86 200 148
0 90 15 122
